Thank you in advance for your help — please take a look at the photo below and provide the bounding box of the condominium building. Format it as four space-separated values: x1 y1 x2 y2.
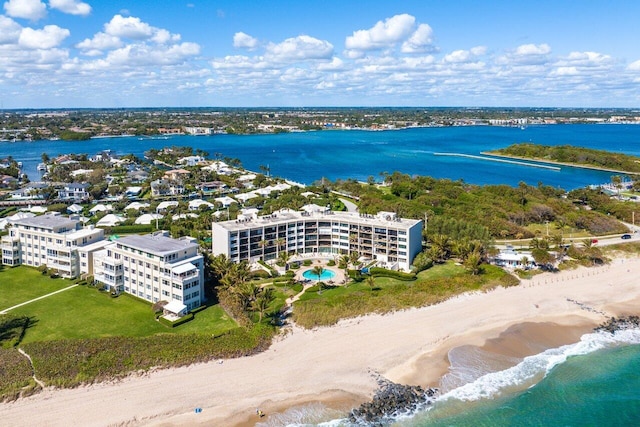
211 208 423 271
1 213 104 278
92 231 204 313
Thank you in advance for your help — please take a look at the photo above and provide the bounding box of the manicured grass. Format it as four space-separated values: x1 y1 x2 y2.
0 267 73 311
2 266 237 343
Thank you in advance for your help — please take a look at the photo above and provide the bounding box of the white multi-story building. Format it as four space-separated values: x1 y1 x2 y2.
1 214 104 278
92 231 204 313
211 208 423 272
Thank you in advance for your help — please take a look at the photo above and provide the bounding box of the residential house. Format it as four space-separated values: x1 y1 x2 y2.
58 182 90 202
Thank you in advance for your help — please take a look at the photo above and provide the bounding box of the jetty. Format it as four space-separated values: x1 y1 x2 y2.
432 152 561 171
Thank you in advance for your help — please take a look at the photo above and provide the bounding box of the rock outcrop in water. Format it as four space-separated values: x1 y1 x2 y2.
348 374 438 426
594 316 640 333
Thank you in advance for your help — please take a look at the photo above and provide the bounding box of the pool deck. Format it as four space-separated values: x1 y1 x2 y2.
293 259 347 285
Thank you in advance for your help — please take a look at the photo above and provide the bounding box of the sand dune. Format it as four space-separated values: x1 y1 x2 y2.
2 257 639 427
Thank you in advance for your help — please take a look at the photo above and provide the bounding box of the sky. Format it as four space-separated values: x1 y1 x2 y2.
2 0 640 109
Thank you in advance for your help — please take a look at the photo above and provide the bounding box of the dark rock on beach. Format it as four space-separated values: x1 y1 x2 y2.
348 374 438 426
594 315 640 333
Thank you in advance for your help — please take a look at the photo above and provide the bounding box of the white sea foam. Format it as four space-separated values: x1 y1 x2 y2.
439 328 640 403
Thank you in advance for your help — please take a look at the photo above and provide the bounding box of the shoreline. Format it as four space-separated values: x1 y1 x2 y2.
2 256 640 426
481 151 640 175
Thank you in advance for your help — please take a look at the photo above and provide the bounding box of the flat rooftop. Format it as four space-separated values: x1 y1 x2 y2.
214 209 422 232
114 234 198 256
12 214 78 229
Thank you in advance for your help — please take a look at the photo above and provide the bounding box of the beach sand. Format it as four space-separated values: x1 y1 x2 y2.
2 256 639 427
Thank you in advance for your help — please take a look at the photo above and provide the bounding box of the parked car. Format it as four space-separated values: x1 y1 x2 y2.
592 239 598 244
621 234 632 239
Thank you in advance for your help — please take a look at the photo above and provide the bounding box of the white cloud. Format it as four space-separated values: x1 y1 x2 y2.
233 32 258 50
151 28 180 44
18 25 70 49
550 66 578 76
49 0 91 16
3 0 47 20
345 14 415 51
316 57 344 71
628 60 640 71
443 46 486 63
104 14 153 39
444 49 471 63
96 41 200 67
515 43 551 56
76 31 122 54
265 35 333 61
401 24 435 53
0 15 22 44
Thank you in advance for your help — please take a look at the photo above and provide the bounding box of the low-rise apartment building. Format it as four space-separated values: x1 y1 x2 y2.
92 231 204 313
212 208 423 271
1 213 104 278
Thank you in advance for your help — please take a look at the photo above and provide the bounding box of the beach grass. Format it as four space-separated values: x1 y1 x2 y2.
0 267 73 311
293 263 518 328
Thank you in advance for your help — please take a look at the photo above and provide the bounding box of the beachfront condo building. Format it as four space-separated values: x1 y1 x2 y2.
92 231 204 315
1 213 104 278
211 208 423 272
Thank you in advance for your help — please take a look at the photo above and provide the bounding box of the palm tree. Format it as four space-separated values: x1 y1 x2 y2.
349 251 360 269
365 274 376 291
311 265 324 281
277 250 291 268
251 287 274 322
275 237 286 258
550 234 564 249
311 265 325 294
428 234 451 263
463 250 483 275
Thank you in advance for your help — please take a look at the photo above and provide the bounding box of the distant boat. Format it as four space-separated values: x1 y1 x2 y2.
37 163 47 171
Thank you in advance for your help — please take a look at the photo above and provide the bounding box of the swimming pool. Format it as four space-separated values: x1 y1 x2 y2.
302 268 336 281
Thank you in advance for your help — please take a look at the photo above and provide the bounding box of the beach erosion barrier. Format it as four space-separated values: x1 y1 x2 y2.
432 152 561 171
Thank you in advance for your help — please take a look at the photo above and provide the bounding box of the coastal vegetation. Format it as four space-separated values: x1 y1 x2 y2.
489 143 640 174
328 173 629 241
293 263 517 328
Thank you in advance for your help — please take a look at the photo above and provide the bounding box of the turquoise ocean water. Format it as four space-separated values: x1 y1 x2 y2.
257 330 640 426
3 124 640 189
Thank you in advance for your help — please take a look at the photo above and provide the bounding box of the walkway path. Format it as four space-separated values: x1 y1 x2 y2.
339 197 358 213
0 284 78 314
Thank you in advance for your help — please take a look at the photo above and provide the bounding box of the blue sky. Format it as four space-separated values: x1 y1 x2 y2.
2 0 640 108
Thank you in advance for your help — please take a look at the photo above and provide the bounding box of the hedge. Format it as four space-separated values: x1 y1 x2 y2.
368 267 416 281
158 312 194 328
108 224 153 234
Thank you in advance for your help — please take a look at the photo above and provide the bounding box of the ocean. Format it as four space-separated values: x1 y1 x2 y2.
3 124 640 189
256 330 640 427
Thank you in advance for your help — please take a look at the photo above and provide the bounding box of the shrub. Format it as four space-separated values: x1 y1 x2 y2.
302 260 312 266
109 224 153 234
327 260 336 266
158 313 194 328
368 267 416 281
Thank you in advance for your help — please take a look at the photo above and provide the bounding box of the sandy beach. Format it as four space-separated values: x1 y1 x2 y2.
2 256 639 427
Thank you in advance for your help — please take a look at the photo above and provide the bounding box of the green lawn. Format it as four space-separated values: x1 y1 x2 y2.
0 266 73 311
2 266 237 343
